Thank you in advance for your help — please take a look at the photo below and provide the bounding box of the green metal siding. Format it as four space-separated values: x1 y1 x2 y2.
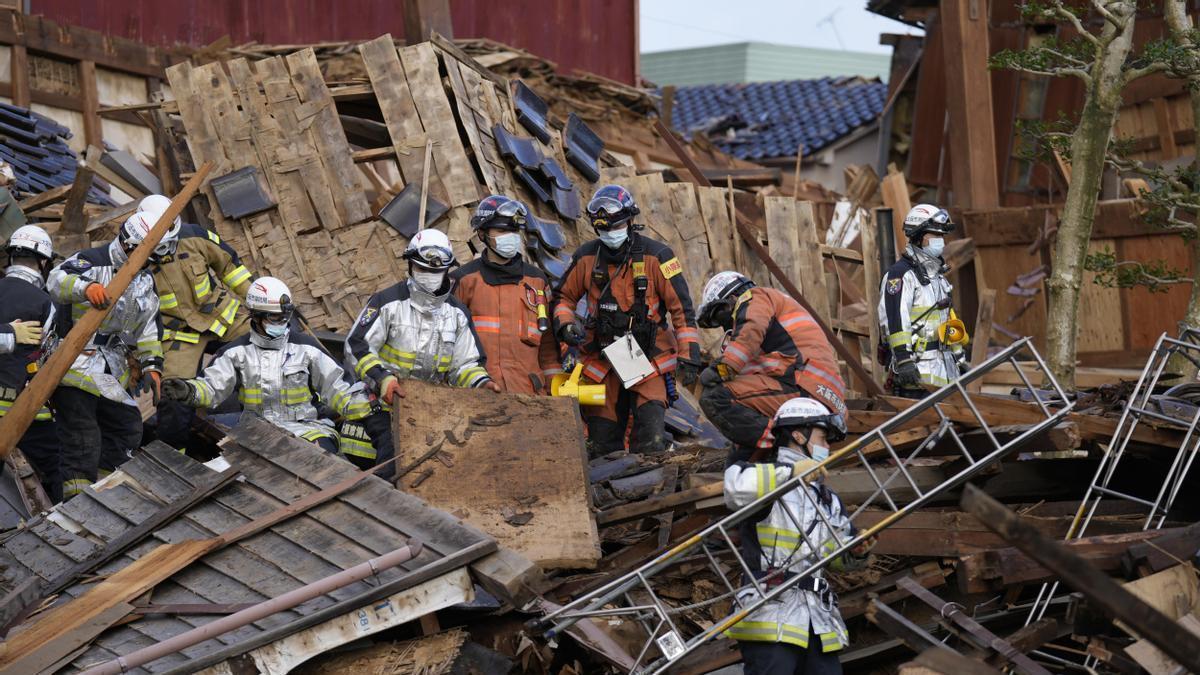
642 42 890 86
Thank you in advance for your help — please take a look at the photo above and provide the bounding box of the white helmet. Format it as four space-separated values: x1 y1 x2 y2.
772 397 847 442
403 229 456 271
7 225 53 261
245 276 294 316
118 209 181 261
698 270 753 328
902 203 954 240
138 194 182 229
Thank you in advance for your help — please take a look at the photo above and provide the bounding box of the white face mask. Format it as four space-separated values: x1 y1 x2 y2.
598 227 629 250
412 270 445 293
491 232 523 259
924 237 945 257
263 321 288 339
810 444 830 462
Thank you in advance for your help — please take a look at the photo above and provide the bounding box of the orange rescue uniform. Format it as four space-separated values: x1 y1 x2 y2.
451 256 560 394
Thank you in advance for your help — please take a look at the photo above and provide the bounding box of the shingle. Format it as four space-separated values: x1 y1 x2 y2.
0 103 113 206
666 77 886 160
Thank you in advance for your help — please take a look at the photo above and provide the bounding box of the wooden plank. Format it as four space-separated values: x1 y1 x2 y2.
962 484 1200 674
860 209 885 386
795 200 833 324
9 43 28 108
285 48 372 226
0 10 166 78
19 184 72 214
399 42 480 207
1075 239 1124 353
763 197 803 296
78 60 102 148
1118 235 1193 351
967 288 996 392
1153 97 1179 160
940 0 998 208
61 146 101 235
880 170 911 248
0 540 217 674
56 492 132 541
439 53 499 193
359 35 446 202
393 381 600 569
666 183 713 302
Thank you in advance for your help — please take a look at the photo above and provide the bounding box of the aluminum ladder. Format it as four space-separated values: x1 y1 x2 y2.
536 338 1073 674
1027 327 1200 625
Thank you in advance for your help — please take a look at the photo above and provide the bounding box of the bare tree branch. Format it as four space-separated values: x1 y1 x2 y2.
1007 64 1092 81
1090 0 1127 32
1124 61 1173 85
1049 2 1102 47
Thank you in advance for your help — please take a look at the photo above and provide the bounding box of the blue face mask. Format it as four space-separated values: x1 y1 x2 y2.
924 237 945 257
263 321 288 339
810 444 830 462
598 226 628 250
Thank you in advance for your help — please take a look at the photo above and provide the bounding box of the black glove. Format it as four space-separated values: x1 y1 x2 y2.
161 378 193 403
561 347 579 372
558 322 585 346
893 358 923 390
699 365 724 388
676 360 700 387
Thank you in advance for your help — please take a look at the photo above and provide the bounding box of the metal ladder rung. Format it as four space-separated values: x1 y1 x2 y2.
1089 485 1166 513
1127 405 1192 427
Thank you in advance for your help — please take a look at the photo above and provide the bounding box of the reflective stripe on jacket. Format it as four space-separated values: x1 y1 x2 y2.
451 256 560 393
723 457 854 651
721 287 846 415
551 235 700 383
345 279 490 389
48 241 163 405
152 225 251 342
878 256 960 387
185 330 370 442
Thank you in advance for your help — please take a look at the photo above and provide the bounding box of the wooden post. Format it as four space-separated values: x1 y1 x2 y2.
1152 97 1178 160
403 0 453 44
10 44 29 108
861 210 885 386
654 119 886 398
939 0 998 208
61 146 101 236
961 484 1200 674
967 288 996 392
79 60 102 148
0 161 214 461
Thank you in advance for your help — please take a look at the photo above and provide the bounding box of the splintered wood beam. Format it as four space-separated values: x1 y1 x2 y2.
653 119 885 397
961 484 1200 674
61 146 102 235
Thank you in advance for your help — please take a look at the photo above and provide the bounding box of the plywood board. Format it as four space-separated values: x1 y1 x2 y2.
394 381 600 569
764 197 803 296
1075 238 1124 353
977 244 1047 350
1118 235 1193 351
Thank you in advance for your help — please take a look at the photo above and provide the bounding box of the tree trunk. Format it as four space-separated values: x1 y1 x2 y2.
1045 3 1138 390
1164 0 1200 378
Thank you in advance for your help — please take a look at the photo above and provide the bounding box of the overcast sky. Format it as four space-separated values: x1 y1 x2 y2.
640 0 920 54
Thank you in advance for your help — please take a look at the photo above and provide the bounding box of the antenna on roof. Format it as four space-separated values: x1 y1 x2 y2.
816 8 846 50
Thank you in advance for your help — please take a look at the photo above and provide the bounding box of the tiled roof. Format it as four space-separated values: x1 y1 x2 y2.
669 77 887 161
0 102 112 204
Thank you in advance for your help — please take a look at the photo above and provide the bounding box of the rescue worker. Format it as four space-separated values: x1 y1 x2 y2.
346 229 498 463
142 193 253 450
0 162 26 244
48 210 167 498
553 185 702 456
724 397 874 674
0 225 61 501
878 204 964 398
451 195 560 393
161 276 393 467
696 271 846 466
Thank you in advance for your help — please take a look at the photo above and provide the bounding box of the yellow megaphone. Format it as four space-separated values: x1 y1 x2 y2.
938 316 970 346
551 364 607 406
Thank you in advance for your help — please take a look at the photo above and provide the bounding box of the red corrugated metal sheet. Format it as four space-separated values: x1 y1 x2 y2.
27 0 638 84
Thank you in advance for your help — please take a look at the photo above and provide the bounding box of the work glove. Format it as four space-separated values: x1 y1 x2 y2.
850 535 878 558
379 375 404 406
84 282 111 309
893 357 923 391
676 359 700 387
161 378 193 403
481 379 502 393
791 457 828 483
136 370 162 406
8 319 42 346
558 322 585 346
699 364 724 388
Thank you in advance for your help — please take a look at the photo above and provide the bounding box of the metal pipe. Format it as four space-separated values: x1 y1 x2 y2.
876 207 897 277
80 541 423 675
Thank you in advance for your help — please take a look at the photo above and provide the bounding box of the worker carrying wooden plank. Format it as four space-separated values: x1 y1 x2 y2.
138 194 253 452
877 204 969 398
451 195 561 394
696 270 846 467
0 225 60 501
552 184 702 456
723 397 874 674
161 276 393 468
47 210 167 499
